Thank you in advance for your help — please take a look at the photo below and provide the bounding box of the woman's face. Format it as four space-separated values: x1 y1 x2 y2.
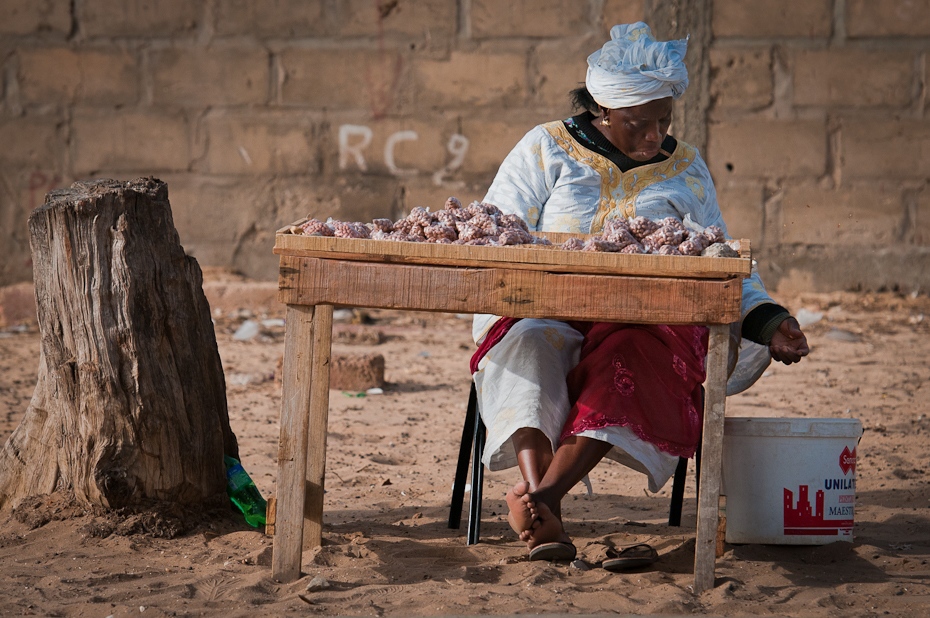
602 97 674 161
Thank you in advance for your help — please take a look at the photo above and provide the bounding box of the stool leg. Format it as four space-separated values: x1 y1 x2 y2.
694 436 702 499
668 456 687 526
448 383 478 529
467 414 486 545
669 386 704 527
695 387 704 506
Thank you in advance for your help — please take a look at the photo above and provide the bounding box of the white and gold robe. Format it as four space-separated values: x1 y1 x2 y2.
472 121 776 491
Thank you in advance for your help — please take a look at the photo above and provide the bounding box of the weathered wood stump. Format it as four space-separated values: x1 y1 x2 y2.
0 178 238 513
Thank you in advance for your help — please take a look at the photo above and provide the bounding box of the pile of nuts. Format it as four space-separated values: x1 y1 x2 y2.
290 199 739 257
291 197 549 246
562 215 733 257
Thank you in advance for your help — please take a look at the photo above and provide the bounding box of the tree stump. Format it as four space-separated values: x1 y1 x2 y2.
0 178 238 513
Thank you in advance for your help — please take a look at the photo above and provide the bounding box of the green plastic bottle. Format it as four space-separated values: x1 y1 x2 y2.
224 455 267 528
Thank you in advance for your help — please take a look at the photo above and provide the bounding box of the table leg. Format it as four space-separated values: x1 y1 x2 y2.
693 323 731 594
272 304 317 583
303 304 333 549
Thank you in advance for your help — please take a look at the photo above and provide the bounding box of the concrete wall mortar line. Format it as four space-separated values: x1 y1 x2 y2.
457 0 470 40
832 0 846 46
828 116 842 189
902 188 919 243
915 51 927 118
771 44 793 119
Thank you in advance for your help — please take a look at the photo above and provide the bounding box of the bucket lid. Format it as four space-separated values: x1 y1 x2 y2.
724 417 863 438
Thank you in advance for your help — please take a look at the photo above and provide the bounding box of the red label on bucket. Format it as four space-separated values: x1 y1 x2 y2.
839 446 857 475
783 485 854 536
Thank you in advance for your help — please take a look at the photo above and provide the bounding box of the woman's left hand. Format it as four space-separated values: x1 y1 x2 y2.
769 317 810 365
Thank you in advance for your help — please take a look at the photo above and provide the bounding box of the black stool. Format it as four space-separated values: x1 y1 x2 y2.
448 382 702 544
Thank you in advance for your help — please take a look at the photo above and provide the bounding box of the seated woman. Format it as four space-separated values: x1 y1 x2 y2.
471 22 810 564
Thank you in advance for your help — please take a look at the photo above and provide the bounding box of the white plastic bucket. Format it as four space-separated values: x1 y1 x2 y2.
722 417 862 545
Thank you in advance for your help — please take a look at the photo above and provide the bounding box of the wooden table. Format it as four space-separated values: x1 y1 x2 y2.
270 229 751 594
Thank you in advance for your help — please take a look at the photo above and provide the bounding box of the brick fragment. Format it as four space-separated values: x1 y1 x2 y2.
329 353 385 391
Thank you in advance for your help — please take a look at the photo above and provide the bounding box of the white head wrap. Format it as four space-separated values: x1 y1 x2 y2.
585 22 689 109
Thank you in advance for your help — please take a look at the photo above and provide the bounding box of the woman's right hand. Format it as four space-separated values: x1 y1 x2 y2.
768 317 810 365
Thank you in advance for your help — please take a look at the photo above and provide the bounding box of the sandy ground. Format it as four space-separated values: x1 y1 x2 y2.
0 275 928 617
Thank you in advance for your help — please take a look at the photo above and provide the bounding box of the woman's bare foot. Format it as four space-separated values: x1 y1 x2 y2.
505 481 535 535
519 494 571 549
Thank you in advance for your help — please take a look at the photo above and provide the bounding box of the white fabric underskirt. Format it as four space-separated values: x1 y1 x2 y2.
472 316 681 493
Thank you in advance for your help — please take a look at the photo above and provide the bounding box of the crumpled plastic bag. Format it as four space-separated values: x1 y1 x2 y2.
727 337 772 396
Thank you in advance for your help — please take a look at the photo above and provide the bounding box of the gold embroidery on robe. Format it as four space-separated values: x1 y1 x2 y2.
542 121 697 233
527 206 540 227
685 175 705 200
530 143 544 171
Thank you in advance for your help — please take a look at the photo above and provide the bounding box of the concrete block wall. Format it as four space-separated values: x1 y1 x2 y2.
1 0 928 294
709 0 930 293
0 0 629 283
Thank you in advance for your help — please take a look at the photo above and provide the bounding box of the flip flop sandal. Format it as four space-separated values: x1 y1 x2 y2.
528 541 577 562
601 543 659 572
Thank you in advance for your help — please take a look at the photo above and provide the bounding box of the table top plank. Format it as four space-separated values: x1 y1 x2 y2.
278 256 743 325
274 231 752 280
